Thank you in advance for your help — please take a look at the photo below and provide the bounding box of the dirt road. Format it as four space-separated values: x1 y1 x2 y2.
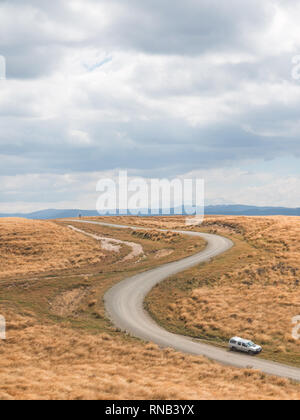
69 220 300 382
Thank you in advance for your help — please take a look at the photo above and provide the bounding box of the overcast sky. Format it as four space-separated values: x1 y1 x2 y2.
1 0 300 212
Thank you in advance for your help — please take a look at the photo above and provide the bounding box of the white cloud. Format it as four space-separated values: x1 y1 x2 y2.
184 167 300 207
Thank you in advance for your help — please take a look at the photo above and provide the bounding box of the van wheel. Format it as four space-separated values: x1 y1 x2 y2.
248 351 255 356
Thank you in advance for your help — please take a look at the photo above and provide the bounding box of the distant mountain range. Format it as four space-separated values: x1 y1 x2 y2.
0 205 300 220
205 205 300 216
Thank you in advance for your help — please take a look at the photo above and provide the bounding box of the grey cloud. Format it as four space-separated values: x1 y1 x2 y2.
103 0 272 55
0 0 82 78
0 0 274 79
0 114 298 178
129 53 298 100
3 46 65 79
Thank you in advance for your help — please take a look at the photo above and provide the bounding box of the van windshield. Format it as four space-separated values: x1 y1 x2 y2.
247 341 255 347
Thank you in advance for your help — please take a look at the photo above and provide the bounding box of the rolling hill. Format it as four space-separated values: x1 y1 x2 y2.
0 205 300 219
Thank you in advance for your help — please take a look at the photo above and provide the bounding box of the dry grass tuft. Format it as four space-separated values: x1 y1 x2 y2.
131 229 181 243
50 287 90 317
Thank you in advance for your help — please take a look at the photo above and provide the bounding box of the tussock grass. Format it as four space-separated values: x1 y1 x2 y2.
131 229 181 243
0 309 299 400
1 216 299 399
0 218 107 279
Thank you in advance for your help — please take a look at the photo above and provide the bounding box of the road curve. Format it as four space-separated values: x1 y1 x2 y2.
68 220 300 382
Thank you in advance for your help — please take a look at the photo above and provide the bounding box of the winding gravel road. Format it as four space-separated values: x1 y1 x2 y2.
69 220 300 382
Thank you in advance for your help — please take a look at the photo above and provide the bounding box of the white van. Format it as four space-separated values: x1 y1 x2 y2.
229 337 262 355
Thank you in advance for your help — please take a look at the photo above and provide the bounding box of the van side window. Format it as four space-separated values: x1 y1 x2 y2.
238 342 242 346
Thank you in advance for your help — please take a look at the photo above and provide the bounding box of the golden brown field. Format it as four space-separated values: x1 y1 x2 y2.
0 309 299 400
0 216 299 400
147 216 300 367
0 218 108 279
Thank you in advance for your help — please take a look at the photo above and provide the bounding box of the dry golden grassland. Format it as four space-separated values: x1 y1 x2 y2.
146 216 300 367
0 309 299 400
0 216 299 400
86 216 186 230
0 218 109 279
